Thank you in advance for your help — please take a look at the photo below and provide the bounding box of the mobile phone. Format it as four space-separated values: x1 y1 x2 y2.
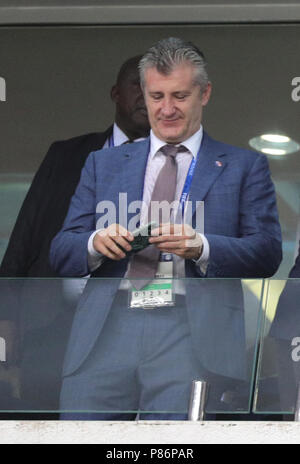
119 221 158 255
130 221 158 253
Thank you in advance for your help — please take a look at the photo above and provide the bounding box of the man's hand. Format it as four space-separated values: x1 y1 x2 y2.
93 224 134 260
149 223 203 260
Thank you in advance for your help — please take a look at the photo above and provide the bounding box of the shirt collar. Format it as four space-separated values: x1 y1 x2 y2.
113 122 146 146
149 125 203 160
113 123 130 146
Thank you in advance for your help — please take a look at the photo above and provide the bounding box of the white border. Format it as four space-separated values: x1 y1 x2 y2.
0 4 300 25
0 420 299 444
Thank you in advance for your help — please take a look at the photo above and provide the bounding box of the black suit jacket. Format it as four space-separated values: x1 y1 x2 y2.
0 127 112 278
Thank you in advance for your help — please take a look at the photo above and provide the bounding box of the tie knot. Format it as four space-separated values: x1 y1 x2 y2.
161 144 185 158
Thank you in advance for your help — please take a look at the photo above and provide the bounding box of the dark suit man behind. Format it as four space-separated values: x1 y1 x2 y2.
0 55 150 412
0 55 150 278
50 38 282 419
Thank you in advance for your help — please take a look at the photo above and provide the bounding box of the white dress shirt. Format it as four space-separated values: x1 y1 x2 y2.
63 123 145 302
88 126 210 292
103 123 145 149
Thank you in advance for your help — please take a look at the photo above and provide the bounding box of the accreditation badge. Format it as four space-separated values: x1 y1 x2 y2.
129 253 175 309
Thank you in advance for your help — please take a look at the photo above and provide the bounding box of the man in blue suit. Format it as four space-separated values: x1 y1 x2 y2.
50 37 282 419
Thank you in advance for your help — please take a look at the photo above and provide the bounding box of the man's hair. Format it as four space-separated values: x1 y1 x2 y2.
139 37 209 92
116 55 143 86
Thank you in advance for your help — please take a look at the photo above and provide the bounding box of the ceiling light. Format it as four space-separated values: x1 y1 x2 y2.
261 148 286 155
249 133 300 156
261 134 290 144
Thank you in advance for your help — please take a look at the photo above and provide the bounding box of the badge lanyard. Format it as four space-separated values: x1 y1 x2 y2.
110 134 199 206
130 145 201 309
109 134 200 224
178 151 198 217
159 146 200 260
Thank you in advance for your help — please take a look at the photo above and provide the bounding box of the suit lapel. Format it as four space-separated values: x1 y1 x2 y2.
120 139 150 223
188 132 227 217
112 135 228 224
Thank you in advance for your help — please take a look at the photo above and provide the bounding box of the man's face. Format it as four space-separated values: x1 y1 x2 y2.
143 63 211 143
111 69 150 139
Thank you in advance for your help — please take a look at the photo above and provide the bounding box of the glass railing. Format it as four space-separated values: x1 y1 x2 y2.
253 279 300 414
253 279 300 416
0 278 264 418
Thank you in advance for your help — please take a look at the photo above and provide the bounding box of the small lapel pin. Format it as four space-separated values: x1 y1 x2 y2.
215 160 223 167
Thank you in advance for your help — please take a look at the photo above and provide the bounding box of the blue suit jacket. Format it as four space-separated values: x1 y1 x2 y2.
50 132 282 379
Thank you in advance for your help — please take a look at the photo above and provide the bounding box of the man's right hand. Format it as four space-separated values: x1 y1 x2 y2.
93 224 134 260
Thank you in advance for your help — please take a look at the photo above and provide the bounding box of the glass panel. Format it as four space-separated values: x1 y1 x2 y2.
0 175 32 263
254 279 300 415
0 278 263 417
1 24 299 273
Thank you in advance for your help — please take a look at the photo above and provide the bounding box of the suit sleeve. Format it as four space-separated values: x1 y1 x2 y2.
0 142 61 277
205 154 282 278
50 153 97 277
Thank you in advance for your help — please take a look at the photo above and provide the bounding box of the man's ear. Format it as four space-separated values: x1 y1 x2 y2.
110 84 119 103
201 82 212 106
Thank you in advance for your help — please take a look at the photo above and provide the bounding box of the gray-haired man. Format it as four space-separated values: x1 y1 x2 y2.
51 38 282 420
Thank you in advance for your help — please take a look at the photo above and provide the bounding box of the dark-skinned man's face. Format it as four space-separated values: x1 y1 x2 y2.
111 68 150 140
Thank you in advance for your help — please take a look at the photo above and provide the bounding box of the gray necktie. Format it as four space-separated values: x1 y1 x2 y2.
128 144 184 290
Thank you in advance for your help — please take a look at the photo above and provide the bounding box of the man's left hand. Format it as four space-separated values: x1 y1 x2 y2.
149 223 203 260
